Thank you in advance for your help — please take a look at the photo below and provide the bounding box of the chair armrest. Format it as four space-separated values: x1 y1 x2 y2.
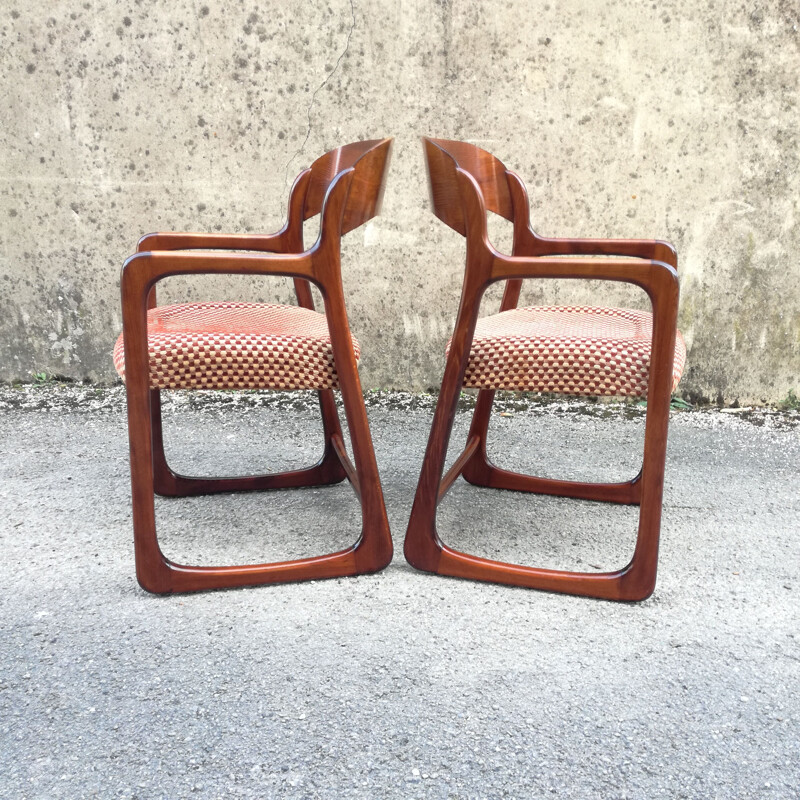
136 231 288 253
121 250 317 304
489 253 679 299
522 235 677 268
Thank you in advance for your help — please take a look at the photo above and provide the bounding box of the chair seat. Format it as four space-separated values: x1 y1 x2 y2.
113 301 360 391
448 305 686 397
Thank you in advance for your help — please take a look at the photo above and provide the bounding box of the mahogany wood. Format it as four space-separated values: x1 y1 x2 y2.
330 433 361 500
404 138 680 601
120 139 394 594
437 435 479 504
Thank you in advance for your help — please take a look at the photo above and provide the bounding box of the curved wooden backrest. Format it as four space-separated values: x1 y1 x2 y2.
304 138 393 235
423 137 514 236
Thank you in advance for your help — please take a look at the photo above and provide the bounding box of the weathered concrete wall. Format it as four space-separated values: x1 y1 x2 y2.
1 0 798 404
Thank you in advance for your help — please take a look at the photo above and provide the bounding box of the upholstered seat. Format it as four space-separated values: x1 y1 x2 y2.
448 305 686 397
113 301 359 391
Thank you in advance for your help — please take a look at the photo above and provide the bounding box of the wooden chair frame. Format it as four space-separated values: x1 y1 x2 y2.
404 138 680 601
121 139 393 594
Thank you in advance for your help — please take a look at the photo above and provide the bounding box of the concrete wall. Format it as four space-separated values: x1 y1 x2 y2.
1 0 798 405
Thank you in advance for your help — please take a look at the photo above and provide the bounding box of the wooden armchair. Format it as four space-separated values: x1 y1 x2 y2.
114 138 394 594
403 138 685 601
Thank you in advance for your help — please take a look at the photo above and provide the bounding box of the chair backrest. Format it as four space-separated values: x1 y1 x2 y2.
422 137 514 236
303 138 393 235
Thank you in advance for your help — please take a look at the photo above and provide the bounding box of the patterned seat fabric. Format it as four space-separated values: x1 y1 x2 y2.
448 305 686 397
113 301 359 391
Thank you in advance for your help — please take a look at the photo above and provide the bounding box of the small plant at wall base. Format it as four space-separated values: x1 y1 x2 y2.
634 396 694 410
30 372 74 386
779 389 800 411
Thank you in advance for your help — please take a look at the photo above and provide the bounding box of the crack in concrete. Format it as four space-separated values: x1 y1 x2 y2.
282 0 356 193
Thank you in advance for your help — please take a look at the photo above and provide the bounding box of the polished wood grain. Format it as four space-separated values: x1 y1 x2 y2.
120 139 394 594
404 138 680 601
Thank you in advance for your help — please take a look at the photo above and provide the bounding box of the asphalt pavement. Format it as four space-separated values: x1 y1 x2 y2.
1 384 798 799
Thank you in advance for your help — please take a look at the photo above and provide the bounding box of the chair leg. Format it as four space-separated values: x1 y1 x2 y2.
330 354 394 576
460 389 642 505
126 373 173 594
404 353 467 573
404 377 671 602
617 378 672 600
150 388 347 497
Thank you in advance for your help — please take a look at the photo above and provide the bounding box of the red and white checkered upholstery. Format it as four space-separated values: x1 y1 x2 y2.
448 306 686 397
113 302 359 390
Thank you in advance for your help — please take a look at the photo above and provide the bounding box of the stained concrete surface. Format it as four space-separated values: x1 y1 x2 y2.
0 384 798 798
1 1 799 404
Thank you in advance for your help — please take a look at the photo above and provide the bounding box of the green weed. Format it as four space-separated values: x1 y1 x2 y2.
778 389 800 411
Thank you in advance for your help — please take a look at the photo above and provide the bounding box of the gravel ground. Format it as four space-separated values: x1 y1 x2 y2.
1 384 798 799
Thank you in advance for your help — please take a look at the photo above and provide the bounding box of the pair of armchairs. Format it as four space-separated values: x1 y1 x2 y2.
114 137 685 601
